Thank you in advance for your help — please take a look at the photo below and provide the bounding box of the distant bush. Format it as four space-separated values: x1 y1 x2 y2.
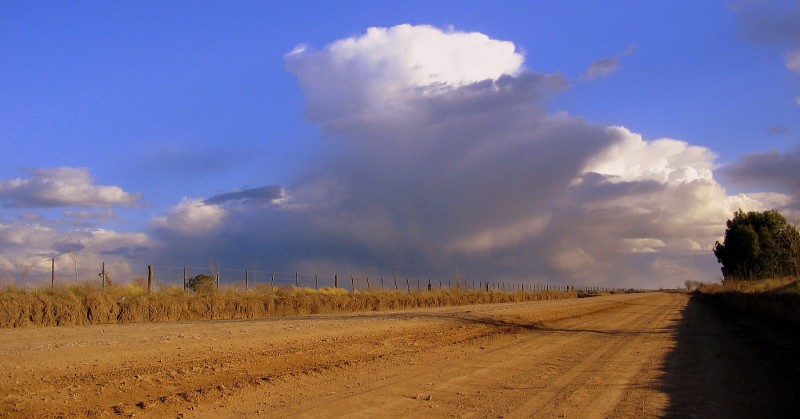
684 280 705 291
187 274 216 294
577 290 607 298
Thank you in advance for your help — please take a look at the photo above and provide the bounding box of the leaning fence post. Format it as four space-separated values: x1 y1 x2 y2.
147 264 153 294
101 262 105 290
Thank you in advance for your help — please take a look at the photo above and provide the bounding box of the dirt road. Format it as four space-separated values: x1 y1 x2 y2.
1 292 797 418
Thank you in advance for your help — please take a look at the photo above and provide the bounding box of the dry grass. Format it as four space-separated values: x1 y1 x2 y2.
696 277 800 326
0 283 579 328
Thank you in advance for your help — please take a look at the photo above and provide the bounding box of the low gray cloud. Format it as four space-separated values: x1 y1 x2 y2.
51 239 86 255
204 185 284 206
101 246 149 258
719 147 800 193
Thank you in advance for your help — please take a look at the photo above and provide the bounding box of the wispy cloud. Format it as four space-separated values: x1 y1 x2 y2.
786 49 800 74
581 45 635 81
767 126 792 135
584 56 622 80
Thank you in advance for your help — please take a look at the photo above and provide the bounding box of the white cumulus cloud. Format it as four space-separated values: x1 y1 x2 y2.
286 24 525 122
0 167 139 208
151 198 226 236
144 25 784 289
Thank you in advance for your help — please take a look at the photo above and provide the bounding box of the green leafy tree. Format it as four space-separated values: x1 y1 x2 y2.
713 209 800 281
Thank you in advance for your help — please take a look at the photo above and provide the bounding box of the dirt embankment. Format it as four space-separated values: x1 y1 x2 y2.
0 287 577 328
1 292 797 418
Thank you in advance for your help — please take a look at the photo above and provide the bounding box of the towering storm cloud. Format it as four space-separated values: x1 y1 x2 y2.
141 24 777 289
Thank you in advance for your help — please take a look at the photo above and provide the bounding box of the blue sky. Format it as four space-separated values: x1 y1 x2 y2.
1 1 799 288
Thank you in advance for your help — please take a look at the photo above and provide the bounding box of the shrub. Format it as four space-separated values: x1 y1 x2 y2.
187 274 217 294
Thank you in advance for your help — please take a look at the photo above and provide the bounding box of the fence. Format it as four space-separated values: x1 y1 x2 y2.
0 260 637 294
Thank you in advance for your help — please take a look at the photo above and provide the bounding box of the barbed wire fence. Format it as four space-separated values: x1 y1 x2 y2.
0 260 638 294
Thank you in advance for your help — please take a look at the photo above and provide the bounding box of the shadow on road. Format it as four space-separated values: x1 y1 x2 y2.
658 294 800 418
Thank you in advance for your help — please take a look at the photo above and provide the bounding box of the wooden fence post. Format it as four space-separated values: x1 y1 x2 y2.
295 272 299 288
406 278 410 292
394 277 398 290
51 258 55 290
315 274 319 289
351 275 355 292
183 266 187 292
147 264 153 294
101 262 105 290
335 274 338 288
271 272 275 290
245 269 249 291
366 276 370 290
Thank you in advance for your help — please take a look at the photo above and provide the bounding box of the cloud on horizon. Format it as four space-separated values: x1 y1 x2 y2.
141 25 779 289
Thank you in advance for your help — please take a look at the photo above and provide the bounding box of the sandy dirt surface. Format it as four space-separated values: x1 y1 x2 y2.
1 292 797 418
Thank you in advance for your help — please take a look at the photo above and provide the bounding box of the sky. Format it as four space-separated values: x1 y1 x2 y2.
1 0 799 289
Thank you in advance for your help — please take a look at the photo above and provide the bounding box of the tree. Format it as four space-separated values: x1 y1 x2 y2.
713 209 800 281
187 274 216 294
65 237 80 283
